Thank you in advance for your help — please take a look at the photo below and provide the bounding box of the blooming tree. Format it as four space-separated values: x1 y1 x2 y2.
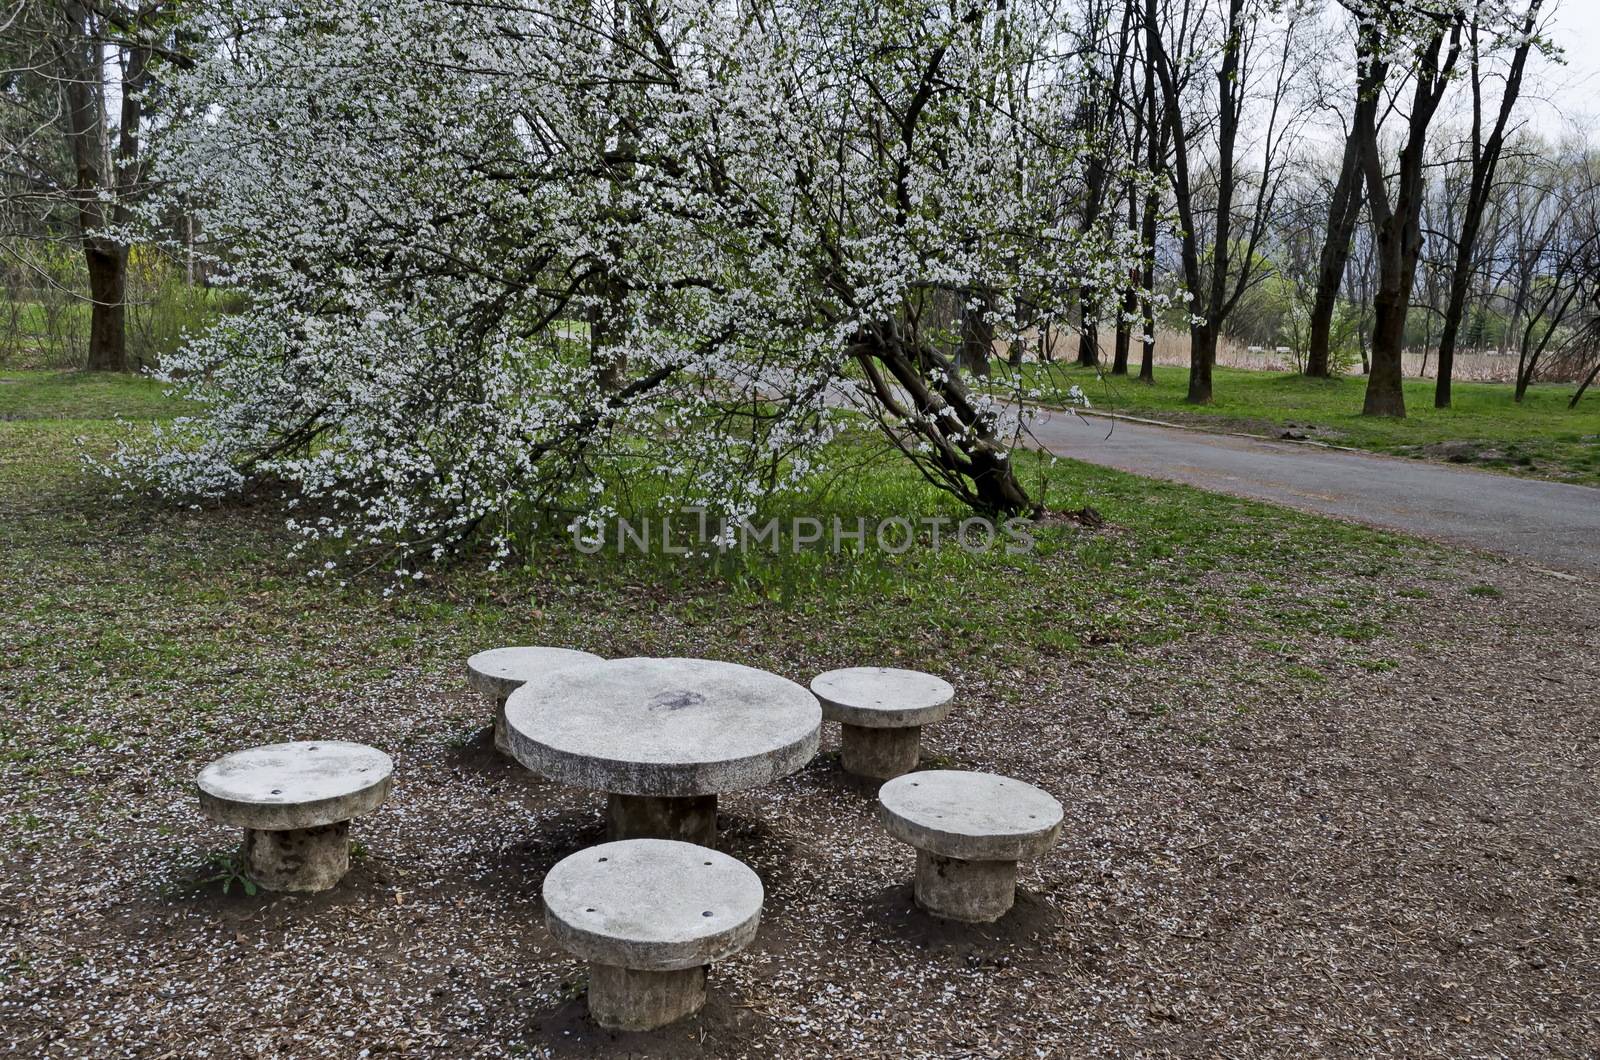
106 0 1137 573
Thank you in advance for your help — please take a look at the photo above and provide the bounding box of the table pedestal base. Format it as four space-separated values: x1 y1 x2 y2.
244 820 350 892
606 793 717 847
491 694 514 756
588 963 707 1031
914 849 1016 922
840 723 922 780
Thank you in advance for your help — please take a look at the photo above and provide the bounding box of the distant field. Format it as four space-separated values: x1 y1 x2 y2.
1004 329 1568 384
1003 363 1600 487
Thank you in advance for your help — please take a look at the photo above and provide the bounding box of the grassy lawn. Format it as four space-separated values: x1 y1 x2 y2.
8 370 1591 1056
0 369 181 421
0 369 1439 677
1005 363 1600 486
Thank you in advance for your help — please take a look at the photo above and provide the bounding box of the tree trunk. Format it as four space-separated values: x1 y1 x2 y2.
1138 307 1156 383
1112 178 1138 377
54 1 154 373
83 242 127 372
1354 14 1462 419
857 327 1033 516
1076 298 1099 368
1150 0 1248 408
1306 136 1365 378
1138 7 1159 387
1570 358 1600 408
1187 324 1215 404
1436 2 1541 410
1112 288 1133 376
1138 235 1157 383
961 288 993 379
1435 259 1472 406
1364 284 1409 416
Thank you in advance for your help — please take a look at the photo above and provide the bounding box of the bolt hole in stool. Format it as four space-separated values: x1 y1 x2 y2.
465 646 604 756
195 741 393 892
877 770 1062 922
542 839 763 1031
809 666 954 780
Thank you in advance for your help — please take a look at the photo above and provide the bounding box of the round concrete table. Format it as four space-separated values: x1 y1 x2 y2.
196 741 393 892
544 839 763 1030
878 770 1062 922
810 666 954 779
466 646 604 755
505 657 821 846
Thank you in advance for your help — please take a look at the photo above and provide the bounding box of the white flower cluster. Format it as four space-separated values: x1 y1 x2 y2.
102 0 1142 572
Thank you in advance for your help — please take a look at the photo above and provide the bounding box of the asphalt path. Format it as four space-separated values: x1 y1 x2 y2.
1028 409 1600 577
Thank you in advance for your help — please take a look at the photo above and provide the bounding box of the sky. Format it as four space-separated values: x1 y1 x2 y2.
1534 1 1600 133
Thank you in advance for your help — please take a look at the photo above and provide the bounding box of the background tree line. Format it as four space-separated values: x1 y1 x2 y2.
2 0 1594 420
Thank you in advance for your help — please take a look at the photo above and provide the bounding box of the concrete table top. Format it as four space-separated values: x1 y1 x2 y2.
466 645 604 699
196 740 393 831
879 770 1062 862
504 657 820 796
810 667 954 728
543 839 763 971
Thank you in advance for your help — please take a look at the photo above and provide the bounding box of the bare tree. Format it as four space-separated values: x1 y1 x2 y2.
1433 0 1547 407
1073 0 1136 368
1508 152 1600 399
1348 1 1465 417
1304 63 1374 377
1136 0 1168 384
0 1 178 371
1146 0 1303 404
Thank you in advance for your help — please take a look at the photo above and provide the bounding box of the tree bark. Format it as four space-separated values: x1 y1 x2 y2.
1138 5 1160 386
1075 0 1135 371
1571 358 1600 409
1364 285 1409 415
856 325 1033 516
962 288 994 379
1111 180 1137 377
1306 134 1366 377
84 243 128 371
1112 297 1133 376
1188 324 1217 405
1354 11 1463 418
51 0 156 372
1076 297 1100 367
1138 189 1158 382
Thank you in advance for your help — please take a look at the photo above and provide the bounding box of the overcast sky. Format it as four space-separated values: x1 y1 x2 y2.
1534 0 1600 133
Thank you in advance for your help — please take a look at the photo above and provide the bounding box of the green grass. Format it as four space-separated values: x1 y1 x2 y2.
1004 363 1600 485
0 367 1467 828
0 370 182 422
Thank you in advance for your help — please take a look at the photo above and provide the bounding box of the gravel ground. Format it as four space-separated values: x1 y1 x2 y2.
2 396 1596 1057
3 549 1596 1058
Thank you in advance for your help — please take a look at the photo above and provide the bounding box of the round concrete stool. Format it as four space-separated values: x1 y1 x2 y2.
811 667 954 780
466 646 604 755
196 741 393 892
878 770 1062 922
506 657 820 847
543 839 763 1031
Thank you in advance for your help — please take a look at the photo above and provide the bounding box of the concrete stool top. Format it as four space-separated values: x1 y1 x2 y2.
466 646 604 699
505 657 821 796
879 770 1062 861
543 839 763 971
810 667 954 727
196 741 393 831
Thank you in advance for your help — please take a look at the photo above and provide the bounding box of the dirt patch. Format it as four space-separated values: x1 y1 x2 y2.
6 559 1598 1057
3 439 1597 1056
